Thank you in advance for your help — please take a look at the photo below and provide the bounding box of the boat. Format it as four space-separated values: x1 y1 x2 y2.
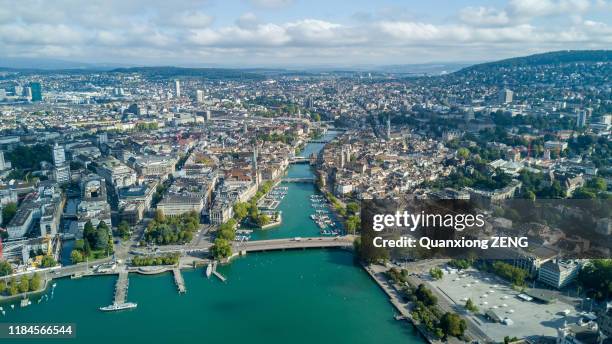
20 298 31 307
99 302 137 312
206 263 213 278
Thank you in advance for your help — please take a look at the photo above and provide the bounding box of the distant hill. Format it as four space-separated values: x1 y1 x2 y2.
109 66 265 80
456 50 612 74
0 57 127 70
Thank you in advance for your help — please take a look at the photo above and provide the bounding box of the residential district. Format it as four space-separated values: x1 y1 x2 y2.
0 51 611 344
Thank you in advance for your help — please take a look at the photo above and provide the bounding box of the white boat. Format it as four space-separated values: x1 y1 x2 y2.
99 302 137 312
206 263 213 278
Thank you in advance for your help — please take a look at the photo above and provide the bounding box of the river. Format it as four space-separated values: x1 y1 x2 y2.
1 131 425 344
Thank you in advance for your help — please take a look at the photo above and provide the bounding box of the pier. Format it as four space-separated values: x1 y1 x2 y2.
173 268 186 293
114 269 129 304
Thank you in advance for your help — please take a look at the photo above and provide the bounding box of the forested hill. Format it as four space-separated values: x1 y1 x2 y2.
457 50 611 74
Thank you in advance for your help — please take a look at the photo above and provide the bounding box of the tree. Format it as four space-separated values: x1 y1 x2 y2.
256 214 270 227
457 147 470 160
415 284 437 306
430 267 443 280
439 312 466 338
83 220 96 247
30 273 42 291
95 225 109 251
0 260 13 276
313 113 321 122
2 202 17 226
465 298 478 312
346 202 360 215
0 280 6 294
589 177 607 191
345 215 360 234
18 275 29 293
117 221 131 240
233 202 249 221
211 238 232 259
154 209 165 222
40 255 57 268
71 249 84 264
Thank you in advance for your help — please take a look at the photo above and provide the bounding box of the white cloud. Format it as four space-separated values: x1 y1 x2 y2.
459 7 512 26
247 0 294 9
508 0 591 17
0 0 609 65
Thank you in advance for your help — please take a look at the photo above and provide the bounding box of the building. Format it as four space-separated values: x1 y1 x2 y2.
209 201 233 224
557 321 609 344
129 155 176 180
538 260 582 289
174 80 181 98
196 90 205 103
77 175 112 230
53 143 66 166
498 88 513 104
157 194 203 216
0 151 11 171
577 110 589 128
96 156 137 190
54 164 70 184
30 82 42 102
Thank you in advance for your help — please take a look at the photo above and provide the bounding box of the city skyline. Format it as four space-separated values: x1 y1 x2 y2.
0 0 611 67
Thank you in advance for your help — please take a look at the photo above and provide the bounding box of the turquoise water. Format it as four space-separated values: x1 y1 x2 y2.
0 131 424 344
2 250 423 344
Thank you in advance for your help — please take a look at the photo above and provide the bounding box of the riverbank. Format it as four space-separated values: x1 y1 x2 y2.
362 264 449 344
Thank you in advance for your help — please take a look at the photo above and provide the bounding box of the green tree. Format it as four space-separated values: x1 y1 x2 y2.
465 298 478 312
0 280 6 294
345 215 360 234
30 273 42 291
457 147 470 160
70 249 84 264
256 214 270 227
346 202 360 215
0 260 12 276
430 267 443 280
211 238 232 259
1 202 17 226
40 255 57 268
18 275 29 293
439 312 466 338
8 278 18 296
117 221 131 240
233 202 249 221
154 209 165 222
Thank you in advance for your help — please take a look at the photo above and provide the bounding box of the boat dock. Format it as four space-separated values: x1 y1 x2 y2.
173 268 186 293
213 270 227 283
114 270 129 304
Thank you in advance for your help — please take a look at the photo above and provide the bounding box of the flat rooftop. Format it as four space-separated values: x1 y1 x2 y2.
428 268 581 342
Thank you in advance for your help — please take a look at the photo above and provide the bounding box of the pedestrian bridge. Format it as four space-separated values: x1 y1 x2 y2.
235 236 354 253
289 156 310 164
281 177 315 183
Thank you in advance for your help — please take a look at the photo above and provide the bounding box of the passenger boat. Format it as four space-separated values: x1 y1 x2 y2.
99 302 137 312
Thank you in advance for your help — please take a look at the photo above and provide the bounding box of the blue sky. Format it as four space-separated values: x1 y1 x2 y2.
0 0 610 67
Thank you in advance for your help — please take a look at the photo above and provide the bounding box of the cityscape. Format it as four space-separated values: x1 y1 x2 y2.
0 1 611 344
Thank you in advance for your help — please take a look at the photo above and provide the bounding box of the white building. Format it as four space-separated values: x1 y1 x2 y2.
538 260 582 289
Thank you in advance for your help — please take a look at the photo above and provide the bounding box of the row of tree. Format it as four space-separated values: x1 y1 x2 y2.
0 273 43 296
131 253 179 267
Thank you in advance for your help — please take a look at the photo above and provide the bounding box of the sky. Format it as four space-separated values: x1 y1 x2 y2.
0 0 610 67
